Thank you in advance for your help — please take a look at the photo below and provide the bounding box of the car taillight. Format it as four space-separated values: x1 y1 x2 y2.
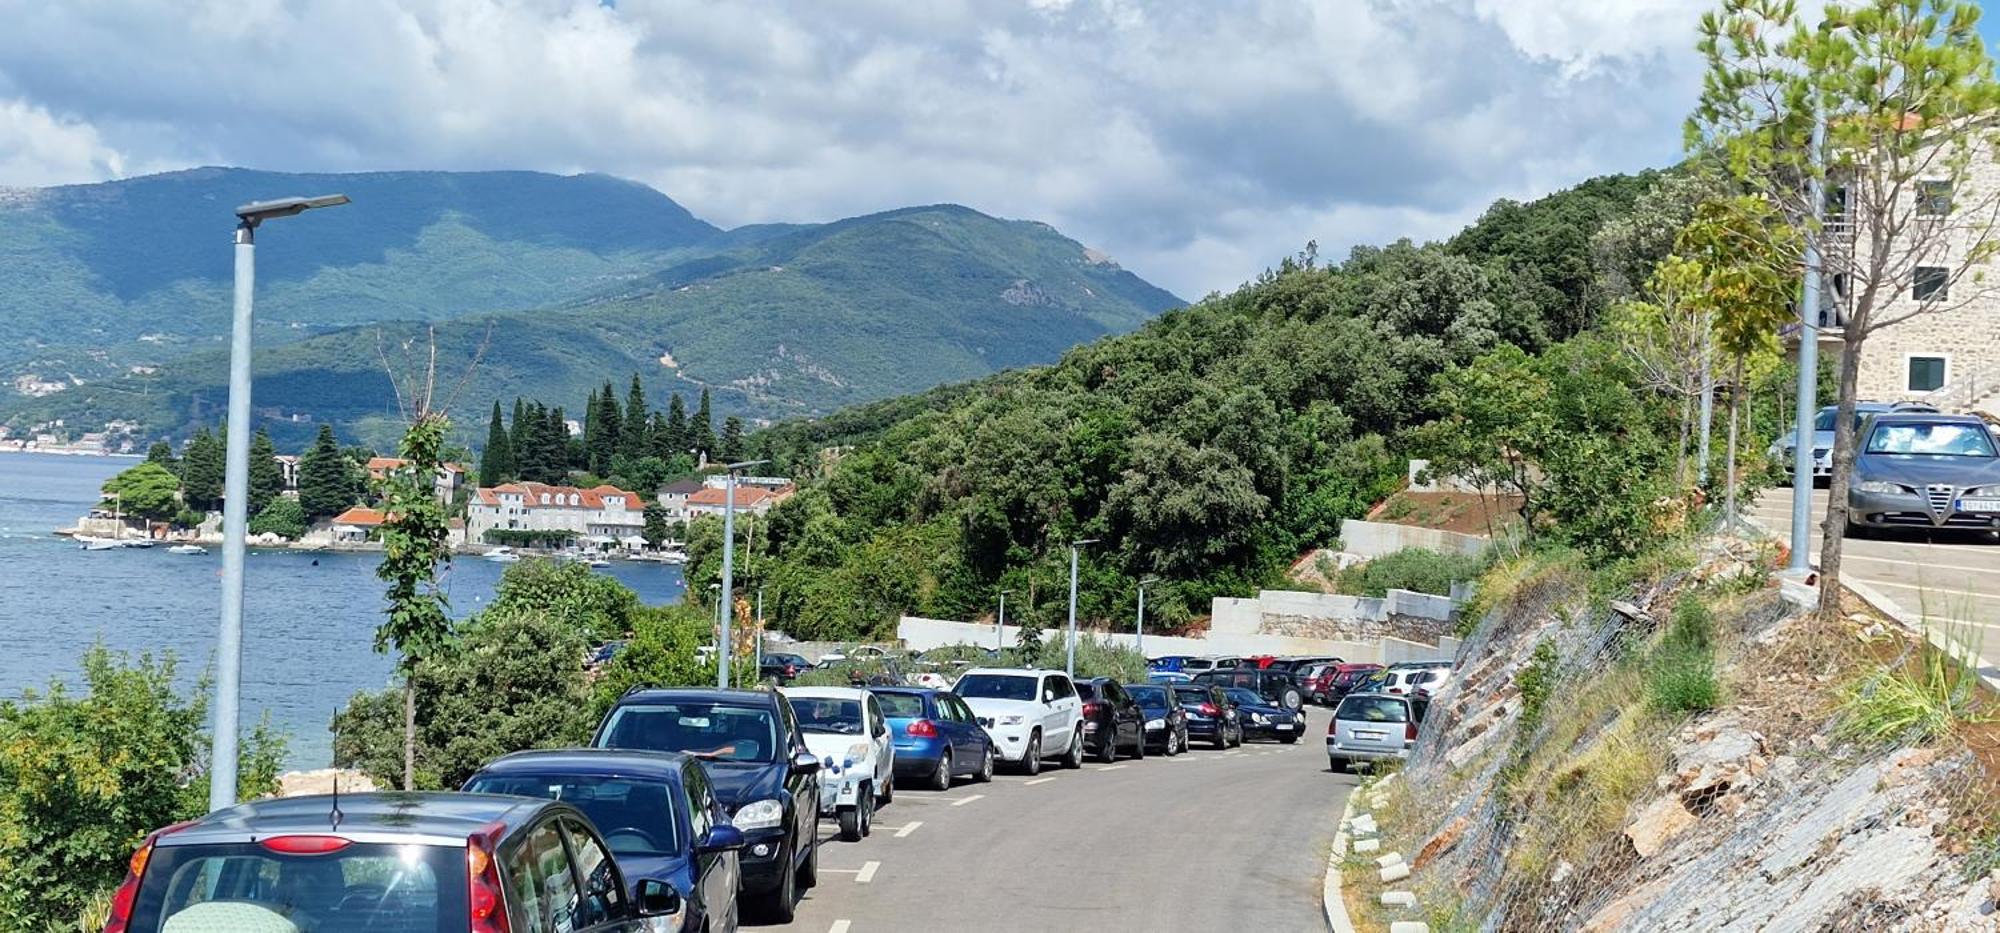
1406 720 1419 742
1082 701 1105 718
1198 703 1219 717
104 820 197 933
468 821 511 933
1329 716 1338 735
907 719 939 738
260 835 352 855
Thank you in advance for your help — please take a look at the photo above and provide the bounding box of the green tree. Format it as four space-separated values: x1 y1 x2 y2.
479 401 514 484
719 415 746 462
660 392 690 459
247 428 283 514
642 502 671 549
691 389 716 459
143 440 176 474
298 424 358 520
493 557 640 642
1691 0 2000 610
589 605 716 713
178 428 224 513
586 382 620 474
621 374 652 462
248 497 309 540
100 461 181 522
510 397 530 474
0 646 283 929
375 413 455 790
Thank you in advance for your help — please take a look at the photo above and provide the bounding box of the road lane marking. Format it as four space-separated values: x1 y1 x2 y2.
1024 777 1058 785
1837 553 2000 577
1096 764 1127 771
829 922 852 933
855 860 880 884
952 794 985 806
894 821 922 838
1861 577 2000 601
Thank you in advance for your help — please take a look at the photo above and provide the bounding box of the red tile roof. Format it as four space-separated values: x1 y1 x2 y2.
332 506 388 526
686 486 778 508
473 482 642 511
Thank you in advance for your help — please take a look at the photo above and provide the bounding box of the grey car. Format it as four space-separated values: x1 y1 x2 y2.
1771 401 1939 483
1845 412 2000 536
1326 691 1429 772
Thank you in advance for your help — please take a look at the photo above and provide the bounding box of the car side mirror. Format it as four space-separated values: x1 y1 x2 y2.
1043 690 1055 703
636 878 683 917
790 751 822 774
696 824 746 853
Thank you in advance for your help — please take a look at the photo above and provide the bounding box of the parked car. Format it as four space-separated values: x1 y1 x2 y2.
1844 412 2000 536
1123 683 1189 755
1192 667 1305 711
1147 654 1195 673
780 686 896 841
593 687 821 922
1356 661 1453 697
1221 686 1305 743
1297 664 1334 703
869 686 996 789
1074 677 1147 762
1147 670 1195 685
1771 401 1939 484
954 667 1086 775
1318 663 1385 704
104 792 687 933
759 652 810 684
462 748 743 932
1327 691 1430 772
1178 655 1241 675
1173 683 1244 749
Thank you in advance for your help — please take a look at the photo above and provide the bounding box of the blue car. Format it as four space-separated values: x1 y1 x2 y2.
464 748 745 932
1148 655 1194 673
868 686 996 790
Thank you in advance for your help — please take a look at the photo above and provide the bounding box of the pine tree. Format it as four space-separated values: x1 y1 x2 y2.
691 389 716 459
588 383 621 473
545 406 573 481
620 374 651 462
144 440 177 474
513 401 545 483
298 424 356 520
720 416 746 462
247 429 283 514
479 401 513 484
662 393 689 458
510 398 529 472
179 428 226 513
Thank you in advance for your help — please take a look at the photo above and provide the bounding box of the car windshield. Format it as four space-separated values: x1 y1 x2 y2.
1224 687 1263 706
1337 695 1410 723
1073 682 1099 700
955 674 1038 701
463 774 682 858
873 692 925 719
126 841 467 933
791 697 865 734
597 702 779 763
1126 685 1170 707
1865 423 1997 457
1173 687 1211 706
1335 669 1377 685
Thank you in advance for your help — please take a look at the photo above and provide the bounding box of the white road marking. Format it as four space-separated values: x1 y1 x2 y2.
1833 552 2000 577
1024 777 1058 786
1859 577 2000 602
1096 764 1127 771
855 860 880 884
952 794 985 806
829 922 852 933
894 821 922 838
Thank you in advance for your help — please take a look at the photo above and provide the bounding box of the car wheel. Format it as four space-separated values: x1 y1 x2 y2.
760 843 797 922
1281 733 1299 745
1095 727 1117 763
930 749 953 791
1283 688 1303 711
1022 732 1043 776
1229 726 1243 748
798 828 818 888
879 772 893 806
1062 730 1085 769
1130 728 1145 760
860 788 874 837
1213 730 1228 750
1330 756 1346 773
976 745 994 783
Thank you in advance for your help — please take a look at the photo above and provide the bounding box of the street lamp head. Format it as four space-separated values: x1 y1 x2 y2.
1140 576 1160 586
235 194 350 226
724 459 770 472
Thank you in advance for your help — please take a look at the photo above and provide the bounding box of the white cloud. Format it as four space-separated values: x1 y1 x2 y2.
0 0 1712 296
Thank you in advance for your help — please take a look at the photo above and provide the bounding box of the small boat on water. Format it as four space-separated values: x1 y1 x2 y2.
483 546 521 563
77 536 120 551
657 548 688 565
167 544 207 555
586 558 612 568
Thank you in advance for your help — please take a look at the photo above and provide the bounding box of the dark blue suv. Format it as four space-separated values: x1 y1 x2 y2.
593 688 822 923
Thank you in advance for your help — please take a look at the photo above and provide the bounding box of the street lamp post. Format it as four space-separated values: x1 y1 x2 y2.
718 459 768 688
754 586 765 680
210 193 349 812
997 591 1008 652
1065 538 1097 677
1789 107 1827 573
1136 576 1159 658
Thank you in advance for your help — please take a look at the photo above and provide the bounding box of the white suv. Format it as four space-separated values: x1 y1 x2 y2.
954 668 1085 775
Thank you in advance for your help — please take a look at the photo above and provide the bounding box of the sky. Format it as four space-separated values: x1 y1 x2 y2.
1 0 1986 299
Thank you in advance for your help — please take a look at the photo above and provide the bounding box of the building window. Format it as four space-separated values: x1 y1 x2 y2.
1918 180 1953 216
1914 267 1949 302
1908 356 1948 393
540 493 550 504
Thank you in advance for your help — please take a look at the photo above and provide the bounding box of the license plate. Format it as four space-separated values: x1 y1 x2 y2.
1960 499 2000 513
1356 731 1386 741
1275 723 1295 731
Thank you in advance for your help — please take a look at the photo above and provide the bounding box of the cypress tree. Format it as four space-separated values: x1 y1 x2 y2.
247 428 283 514
179 428 226 512
662 393 689 458
510 397 529 471
719 416 746 463
145 440 177 474
620 374 651 462
298 424 354 520
588 382 621 473
691 389 716 459
479 401 513 484
545 406 573 481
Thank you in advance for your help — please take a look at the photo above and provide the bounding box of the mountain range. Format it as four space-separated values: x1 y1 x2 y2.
0 168 1181 448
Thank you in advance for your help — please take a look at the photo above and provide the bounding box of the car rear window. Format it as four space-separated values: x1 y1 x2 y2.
1336 695 1410 724
127 841 467 933
1073 682 1099 700
1126 685 1169 706
873 692 925 719
462 773 683 859
791 697 865 735
1173 687 1209 706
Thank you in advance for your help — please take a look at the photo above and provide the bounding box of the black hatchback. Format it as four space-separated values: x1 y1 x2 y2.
1074 677 1147 762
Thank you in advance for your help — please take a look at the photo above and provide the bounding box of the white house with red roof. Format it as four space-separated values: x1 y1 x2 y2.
466 482 646 546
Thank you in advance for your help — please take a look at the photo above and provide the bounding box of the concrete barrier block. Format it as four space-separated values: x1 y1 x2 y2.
1374 852 1404 868
1351 814 1377 833
1379 862 1411 883
1354 838 1381 853
1387 922 1430 933
1380 890 1418 908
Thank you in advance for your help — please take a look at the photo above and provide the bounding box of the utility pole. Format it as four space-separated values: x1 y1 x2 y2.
1136 576 1158 658
1696 321 1714 487
997 591 1007 652
754 586 764 681
717 459 768 688
211 193 348 812
1065 538 1097 676
1790 107 1826 574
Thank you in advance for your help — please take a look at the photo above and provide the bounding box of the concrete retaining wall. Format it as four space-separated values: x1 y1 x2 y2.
1340 518 1489 559
897 616 1386 664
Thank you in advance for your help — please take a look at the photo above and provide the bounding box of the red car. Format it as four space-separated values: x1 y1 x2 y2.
1310 663 1383 705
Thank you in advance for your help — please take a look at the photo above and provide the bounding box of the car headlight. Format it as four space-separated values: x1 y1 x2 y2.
1967 486 2000 498
1251 713 1270 724
846 742 872 764
1145 718 1164 730
999 714 1025 726
1857 480 1908 494
732 798 783 831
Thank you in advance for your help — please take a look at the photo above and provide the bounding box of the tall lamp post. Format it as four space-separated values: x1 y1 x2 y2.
1789 106 1827 573
717 459 768 688
1065 538 1098 677
996 591 1009 652
210 193 349 812
1135 576 1159 658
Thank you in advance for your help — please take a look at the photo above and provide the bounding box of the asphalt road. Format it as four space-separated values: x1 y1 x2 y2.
750 720 1352 933
1748 486 2000 635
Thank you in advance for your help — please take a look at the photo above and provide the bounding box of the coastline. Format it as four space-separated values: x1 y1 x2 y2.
0 447 141 459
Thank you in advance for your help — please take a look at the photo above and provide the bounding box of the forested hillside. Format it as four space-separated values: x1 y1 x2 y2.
726 172 1681 640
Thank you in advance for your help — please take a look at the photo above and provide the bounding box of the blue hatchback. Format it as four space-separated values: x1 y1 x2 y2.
868 686 996 790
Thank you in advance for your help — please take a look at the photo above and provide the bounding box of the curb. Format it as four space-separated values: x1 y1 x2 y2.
1325 773 1398 933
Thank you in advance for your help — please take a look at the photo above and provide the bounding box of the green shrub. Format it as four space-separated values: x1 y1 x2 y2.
1515 640 1561 734
493 558 640 641
248 496 308 540
1646 597 1719 715
590 605 727 715
1838 639 1993 746
1336 547 1488 598
0 646 285 930
1067 634 1149 683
